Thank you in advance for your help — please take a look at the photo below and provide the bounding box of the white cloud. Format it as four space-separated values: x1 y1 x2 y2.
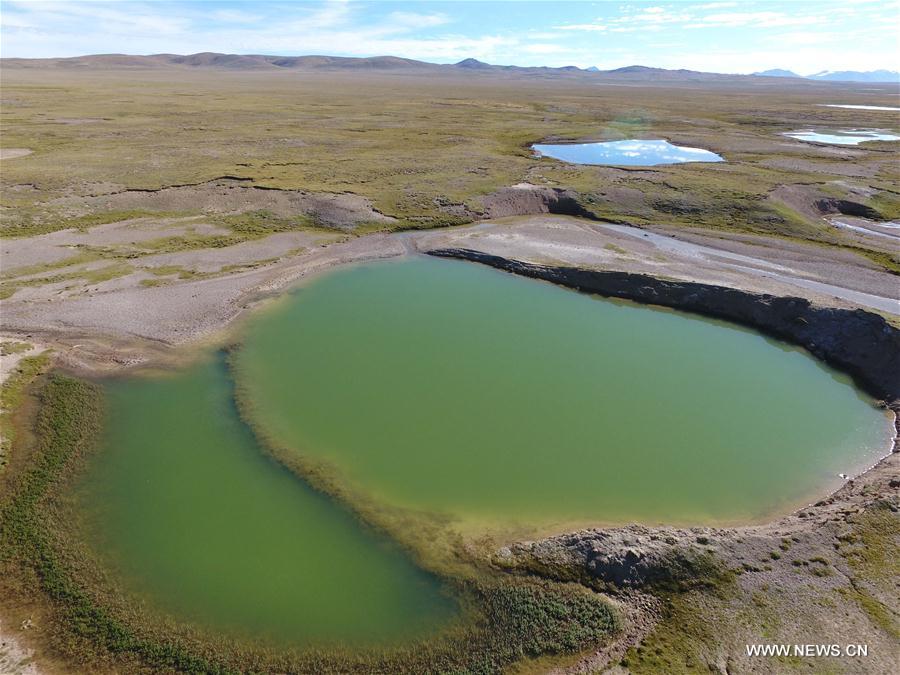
210 9 263 24
692 2 739 9
0 0 474 60
386 11 450 30
688 10 826 28
555 23 608 32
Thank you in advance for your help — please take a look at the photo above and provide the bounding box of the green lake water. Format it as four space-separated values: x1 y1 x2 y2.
235 256 891 528
76 354 456 645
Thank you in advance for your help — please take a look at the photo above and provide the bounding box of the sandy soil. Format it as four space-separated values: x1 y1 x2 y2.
0 217 233 271
134 229 343 273
0 619 40 675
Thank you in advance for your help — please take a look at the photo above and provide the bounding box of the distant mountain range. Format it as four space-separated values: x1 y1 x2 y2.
3 53 898 86
754 68 900 83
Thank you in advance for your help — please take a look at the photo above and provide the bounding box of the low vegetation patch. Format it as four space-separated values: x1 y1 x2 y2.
620 593 718 674
0 263 134 299
0 341 33 356
0 351 50 466
0 210 167 238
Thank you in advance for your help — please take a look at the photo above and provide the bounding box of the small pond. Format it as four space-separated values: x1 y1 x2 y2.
785 129 900 145
532 139 724 166
820 104 900 111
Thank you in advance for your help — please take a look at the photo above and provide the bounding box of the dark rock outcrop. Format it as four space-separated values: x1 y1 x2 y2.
499 526 731 590
427 248 900 401
481 186 599 220
814 198 883 220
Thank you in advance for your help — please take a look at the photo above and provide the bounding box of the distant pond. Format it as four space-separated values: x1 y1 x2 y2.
785 129 900 145
532 139 724 166
820 104 900 112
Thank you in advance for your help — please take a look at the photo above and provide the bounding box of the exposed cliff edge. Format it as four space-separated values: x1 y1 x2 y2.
427 248 900 402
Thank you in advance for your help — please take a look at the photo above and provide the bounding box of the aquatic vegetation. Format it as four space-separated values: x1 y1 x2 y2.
0 351 50 464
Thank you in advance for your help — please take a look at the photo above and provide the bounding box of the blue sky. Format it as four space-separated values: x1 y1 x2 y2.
1 0 897 74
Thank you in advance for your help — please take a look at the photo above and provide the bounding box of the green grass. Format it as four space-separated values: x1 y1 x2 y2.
616 549 737 673
0 341 33 356
0 351 50 465
0 251 104 281
839 502 900 582
844 586 898 638
620 593 718 674
0 263 134 299
0 210 169 238
837 502 900 637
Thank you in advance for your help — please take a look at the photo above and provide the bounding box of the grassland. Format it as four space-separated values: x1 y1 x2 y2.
2 66 898 323
2 68 898 263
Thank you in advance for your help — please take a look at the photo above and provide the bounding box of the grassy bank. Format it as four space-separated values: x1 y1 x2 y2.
0 351 51 465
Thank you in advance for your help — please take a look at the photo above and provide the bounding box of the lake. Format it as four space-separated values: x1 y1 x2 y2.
532 139 724 166
235 257 891 530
